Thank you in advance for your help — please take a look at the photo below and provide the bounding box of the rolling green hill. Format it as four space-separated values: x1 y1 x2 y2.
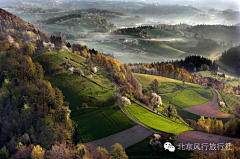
147 29 179 38
219 91 240 114
134 73 213 120
138 40 186 58
33 51 134 142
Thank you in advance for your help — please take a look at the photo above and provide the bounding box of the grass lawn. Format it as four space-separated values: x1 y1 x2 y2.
73 105 134 143
125 103 192 135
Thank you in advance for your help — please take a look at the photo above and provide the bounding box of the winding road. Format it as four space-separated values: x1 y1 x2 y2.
84 76 236 152
84 80 154 151
185 89 232 118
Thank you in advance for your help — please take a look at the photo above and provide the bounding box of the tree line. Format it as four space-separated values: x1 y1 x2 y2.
219 45 240 76
187 116 240 138
164 55 218 72
128 62 237 95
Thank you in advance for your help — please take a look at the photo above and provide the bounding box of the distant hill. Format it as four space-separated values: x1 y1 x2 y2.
75 8 126 16
218 45 240 76
186 25 240 44
133 5 202 15
0 8 50 41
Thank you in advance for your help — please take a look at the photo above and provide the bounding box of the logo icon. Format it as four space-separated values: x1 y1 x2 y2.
164 142 175 152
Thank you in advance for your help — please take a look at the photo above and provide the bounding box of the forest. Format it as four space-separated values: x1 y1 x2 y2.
219 45 240 76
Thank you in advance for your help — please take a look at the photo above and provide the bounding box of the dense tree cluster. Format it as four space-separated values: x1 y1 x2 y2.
0 43 77 156
168 55 218 72
219 45 240 76
187 117 240 138
0 9 50 42
190 140 240 159
50 36 66 48
115 26 154 36
41 14 82 24
51 31 86 40
75 8 126 16
130 63 192 82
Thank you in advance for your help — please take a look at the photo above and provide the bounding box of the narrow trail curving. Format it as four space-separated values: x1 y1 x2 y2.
84 80 154 151
185 89 232 118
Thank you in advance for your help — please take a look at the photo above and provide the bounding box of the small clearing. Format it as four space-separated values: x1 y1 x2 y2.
185 90 232 118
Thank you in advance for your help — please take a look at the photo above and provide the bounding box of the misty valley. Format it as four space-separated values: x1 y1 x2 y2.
0 0 240 159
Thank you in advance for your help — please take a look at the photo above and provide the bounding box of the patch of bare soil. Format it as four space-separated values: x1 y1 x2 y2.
185 90 232 118
84 125 152 151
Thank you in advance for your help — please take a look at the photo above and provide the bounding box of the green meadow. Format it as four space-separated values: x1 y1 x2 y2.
125 103 192 135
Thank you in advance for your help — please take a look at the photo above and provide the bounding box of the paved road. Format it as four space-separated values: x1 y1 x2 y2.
185 89 232 118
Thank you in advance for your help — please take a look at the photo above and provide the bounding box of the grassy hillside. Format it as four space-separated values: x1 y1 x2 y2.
134 73 200 87
125 103 192 135
147 29 179 38
134 73 213 120
197 71 240 87
33 51 134 142
161 88 213 109
74 105 134 142
138 40 185 58
219 91 240 112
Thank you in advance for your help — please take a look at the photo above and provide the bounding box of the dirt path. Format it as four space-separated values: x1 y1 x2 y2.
185 89 232 118
84 125 152 151
174 131 240 151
